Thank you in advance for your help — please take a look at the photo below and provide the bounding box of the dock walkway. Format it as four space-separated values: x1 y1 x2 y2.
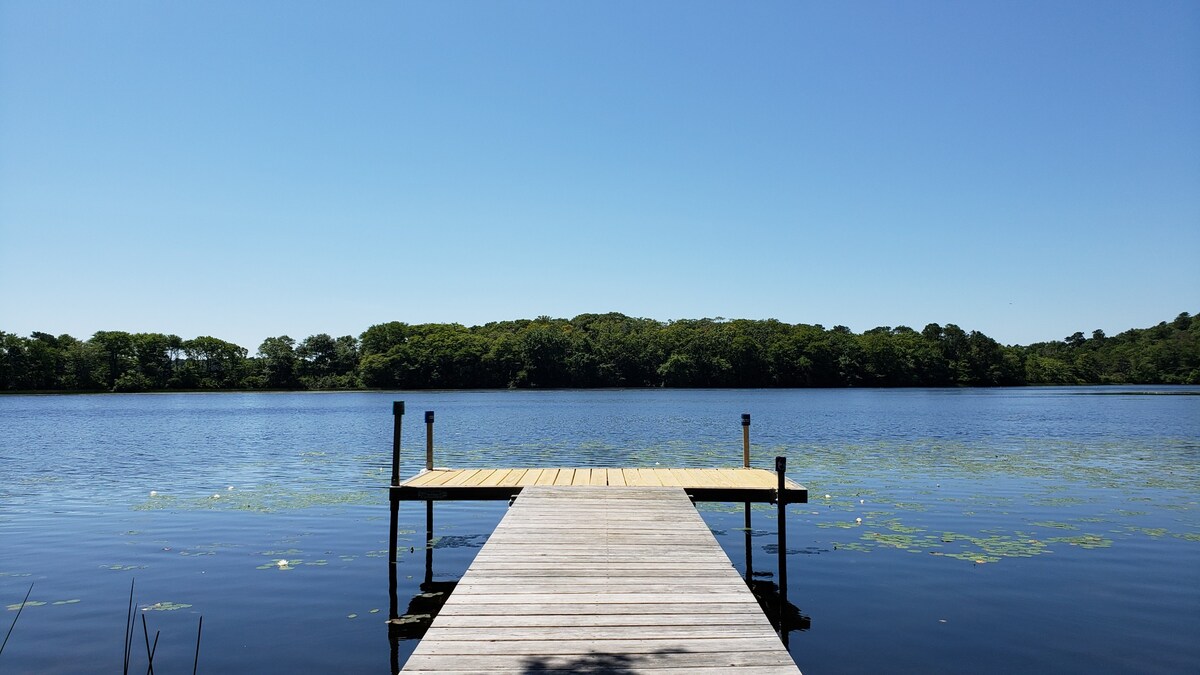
400 486 802 674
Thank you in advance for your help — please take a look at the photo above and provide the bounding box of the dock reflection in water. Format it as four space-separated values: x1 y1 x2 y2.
387 500 457 674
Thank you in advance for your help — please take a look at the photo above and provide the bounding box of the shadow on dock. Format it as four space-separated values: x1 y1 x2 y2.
520 649 686 673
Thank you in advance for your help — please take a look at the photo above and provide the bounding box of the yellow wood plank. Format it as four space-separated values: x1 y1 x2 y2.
517 469 544 486
588 468 607 486
462 469 497 486
419 469 462 487
401 470 441 487
440 469 483 486
724 469 756 487
478 469 511 487
745 469 780 488
699 469 735 487
674 468 711 488
662 467 692 487
553 468 576 486
656 468 685 486
607 468 626 487
633 468 662 486
535 468 560 486
496 469 528 487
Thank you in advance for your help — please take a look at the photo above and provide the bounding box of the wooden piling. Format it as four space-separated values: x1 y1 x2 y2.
775 455 788 644
389 401 404 625
743 413 753 578
425 411 434 471
391 401 404 487
742 413 751 468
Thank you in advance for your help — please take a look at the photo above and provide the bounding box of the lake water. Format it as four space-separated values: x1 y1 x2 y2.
1 388 1198 674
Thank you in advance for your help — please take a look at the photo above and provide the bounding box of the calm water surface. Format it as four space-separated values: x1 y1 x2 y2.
1 388 1198 673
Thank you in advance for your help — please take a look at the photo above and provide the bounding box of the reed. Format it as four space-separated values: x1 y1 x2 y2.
192 616 203 675
0 582 34 658
123 579 136 675
141 614 157 675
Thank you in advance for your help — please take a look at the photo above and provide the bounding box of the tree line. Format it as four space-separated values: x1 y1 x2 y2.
1 312 1197 392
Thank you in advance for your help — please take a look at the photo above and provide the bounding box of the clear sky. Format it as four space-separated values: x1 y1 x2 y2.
2 1 1197 350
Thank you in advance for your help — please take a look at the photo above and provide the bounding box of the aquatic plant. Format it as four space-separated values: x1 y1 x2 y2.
0 583 33 658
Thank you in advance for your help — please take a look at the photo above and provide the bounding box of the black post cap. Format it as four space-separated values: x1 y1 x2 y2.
775 456 786 472
425 411 434 423
393 401 405 415
741 413 751 426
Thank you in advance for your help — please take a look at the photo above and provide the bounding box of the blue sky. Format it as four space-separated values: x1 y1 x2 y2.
2 1 1197 350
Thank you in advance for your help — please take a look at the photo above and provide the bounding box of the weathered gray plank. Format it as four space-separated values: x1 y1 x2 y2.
435 602 761 616
430 612 781 628
412 637 792 656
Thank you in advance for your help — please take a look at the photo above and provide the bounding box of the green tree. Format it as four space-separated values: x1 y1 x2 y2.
90 331 136 390
179 336 248 388
257 336 299 389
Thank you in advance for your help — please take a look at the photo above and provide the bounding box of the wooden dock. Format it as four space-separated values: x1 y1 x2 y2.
393 467 808 503
399 486 802 674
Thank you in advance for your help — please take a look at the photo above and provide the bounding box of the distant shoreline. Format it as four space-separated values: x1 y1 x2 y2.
3 311 1196 392
4 383 1199 396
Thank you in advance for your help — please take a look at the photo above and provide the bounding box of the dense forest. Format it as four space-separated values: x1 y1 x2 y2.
1 312 1197 392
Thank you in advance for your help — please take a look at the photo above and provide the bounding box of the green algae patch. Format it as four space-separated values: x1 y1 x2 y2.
831 542 872 552
7 600 46 611
1031 521 1079 530
142 601 192 611
817 520 862 529
878 519 923 534
132 485 375 513
862 532 939 550
1045 534 1112 549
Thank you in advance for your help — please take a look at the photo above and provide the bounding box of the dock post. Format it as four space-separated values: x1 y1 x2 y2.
391 402 405 487
775 455 789 645
743 413 753 579
424 411 434 471
742 413 751 468
389 402 404 629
